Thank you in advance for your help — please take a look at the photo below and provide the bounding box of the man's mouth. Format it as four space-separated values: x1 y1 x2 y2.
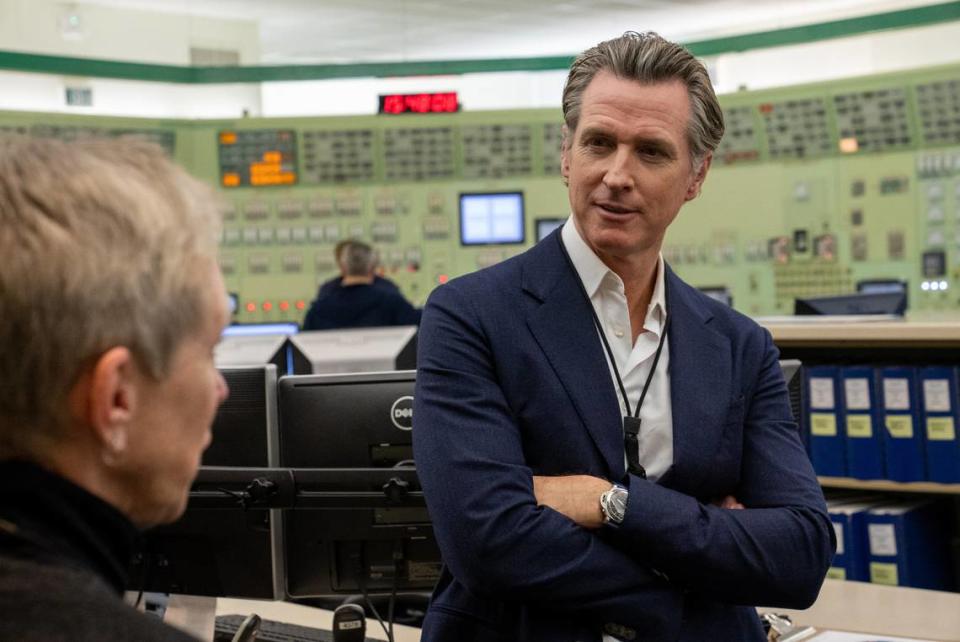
595 201 635 215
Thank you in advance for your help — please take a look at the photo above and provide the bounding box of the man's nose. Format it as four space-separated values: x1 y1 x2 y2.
216 371 230 404
602 147 635 191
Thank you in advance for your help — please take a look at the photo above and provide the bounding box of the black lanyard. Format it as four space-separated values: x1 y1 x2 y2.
557 233 670 479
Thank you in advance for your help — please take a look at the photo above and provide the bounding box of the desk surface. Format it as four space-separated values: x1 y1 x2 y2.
215 597 422 642
765 579 960 642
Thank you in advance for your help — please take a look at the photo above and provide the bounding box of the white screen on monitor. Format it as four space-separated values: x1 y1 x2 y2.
459 192 524 245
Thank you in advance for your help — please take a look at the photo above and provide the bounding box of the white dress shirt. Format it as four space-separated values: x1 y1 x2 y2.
560 218 674 481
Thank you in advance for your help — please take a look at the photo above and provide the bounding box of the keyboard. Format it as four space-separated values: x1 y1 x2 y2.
214 613 380 642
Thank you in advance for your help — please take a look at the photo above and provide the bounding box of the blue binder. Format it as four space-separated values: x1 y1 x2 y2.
804 365 846 477
826 497 887 582
879 366 925 482
840 366 885 480
919 366 960 483
865 499 953 590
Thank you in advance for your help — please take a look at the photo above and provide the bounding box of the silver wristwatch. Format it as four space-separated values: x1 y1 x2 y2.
599 484 629 525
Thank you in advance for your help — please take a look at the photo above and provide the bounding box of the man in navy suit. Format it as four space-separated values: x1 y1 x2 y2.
413 31 834 642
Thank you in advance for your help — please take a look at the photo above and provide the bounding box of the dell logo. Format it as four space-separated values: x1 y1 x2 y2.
390 395 414 431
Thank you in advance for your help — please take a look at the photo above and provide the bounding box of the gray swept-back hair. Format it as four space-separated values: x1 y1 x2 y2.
562 31 724 165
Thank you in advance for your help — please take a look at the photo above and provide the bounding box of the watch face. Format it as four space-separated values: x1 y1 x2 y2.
610 489 628 520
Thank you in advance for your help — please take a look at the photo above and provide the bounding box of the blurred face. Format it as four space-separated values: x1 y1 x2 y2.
561 71 710 266
123 261 230 527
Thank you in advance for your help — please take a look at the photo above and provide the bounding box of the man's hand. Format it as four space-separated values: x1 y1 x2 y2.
714 495 745 509
532 475 612 529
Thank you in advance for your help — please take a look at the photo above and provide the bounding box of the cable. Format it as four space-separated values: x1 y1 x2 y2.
354 551 393 642
388 540 402 642
359 583 392 642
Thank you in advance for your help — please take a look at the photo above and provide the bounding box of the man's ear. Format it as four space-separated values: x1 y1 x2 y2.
684 152 713 202
560 124 572 186
70 347 138 456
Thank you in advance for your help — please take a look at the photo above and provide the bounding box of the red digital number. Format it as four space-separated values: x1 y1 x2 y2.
432 93 457 112
382 95 405 114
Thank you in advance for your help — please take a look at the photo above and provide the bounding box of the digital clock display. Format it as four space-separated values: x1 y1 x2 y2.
379 92 459 115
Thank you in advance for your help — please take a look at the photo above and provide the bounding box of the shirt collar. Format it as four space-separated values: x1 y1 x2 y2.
561 217 667 323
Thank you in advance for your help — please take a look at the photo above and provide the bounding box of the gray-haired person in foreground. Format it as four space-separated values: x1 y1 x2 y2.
0 136 230 641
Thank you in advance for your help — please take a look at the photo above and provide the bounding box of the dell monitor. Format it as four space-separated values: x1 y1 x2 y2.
278 371 441 599
459 191 525 246
793 291 906 316
129 365 284 600
289 326 417 375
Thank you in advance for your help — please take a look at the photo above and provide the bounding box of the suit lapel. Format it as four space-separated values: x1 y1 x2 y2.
522 233 625 478
659 268 733 495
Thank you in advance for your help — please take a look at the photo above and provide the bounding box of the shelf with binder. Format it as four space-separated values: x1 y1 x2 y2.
762 319 960 593
818 476 960 495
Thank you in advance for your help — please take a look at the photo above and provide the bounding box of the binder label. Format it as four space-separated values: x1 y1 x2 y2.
832 522 844 555
883 378 910 410
827 567 847 580
868 523 897 556
923 379 952 412
870 562 899 585
811 413 838 437
927 416 956 441
810 377 835 409
885 415 913 439
846 414 873 438
844 378 871 410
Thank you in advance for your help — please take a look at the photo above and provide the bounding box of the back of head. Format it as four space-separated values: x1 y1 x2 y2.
562 31 724 164
0 136 222 458
342 241 377 278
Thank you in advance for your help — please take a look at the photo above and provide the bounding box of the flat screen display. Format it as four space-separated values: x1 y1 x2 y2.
459 192 525 246
535 217 565 242
222 322 299 337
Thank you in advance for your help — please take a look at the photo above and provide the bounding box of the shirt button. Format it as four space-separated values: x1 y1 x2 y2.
613 326 624 338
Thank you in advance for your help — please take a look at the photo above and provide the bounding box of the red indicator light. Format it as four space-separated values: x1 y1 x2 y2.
245 302 256 313
295 300 306 310
437 274 449 284
262 301 273 311
279 300 290 311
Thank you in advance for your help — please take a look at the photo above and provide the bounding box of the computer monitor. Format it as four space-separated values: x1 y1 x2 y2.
129 365 284 600
288 326 417 375
215 328 293 374
698 286 733 307
779 359 803 426
793 291 907 316
459 191 525 246
223 322 300 337
535 217 565 242
278 371 441 599
203 365 280 467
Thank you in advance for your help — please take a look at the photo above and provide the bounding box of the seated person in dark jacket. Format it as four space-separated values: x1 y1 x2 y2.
303 240 421 330
315 238 400 299
0 137 230 641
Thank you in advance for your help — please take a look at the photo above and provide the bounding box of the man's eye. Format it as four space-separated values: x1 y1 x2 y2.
585 137 611 148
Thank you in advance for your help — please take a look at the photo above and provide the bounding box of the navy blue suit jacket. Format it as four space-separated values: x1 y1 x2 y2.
413 230 834 642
